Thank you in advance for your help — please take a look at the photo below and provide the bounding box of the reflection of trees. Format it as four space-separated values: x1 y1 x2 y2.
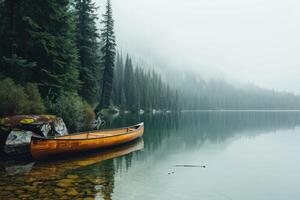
96 160 115 200
110 112 300 156
179 112 300 143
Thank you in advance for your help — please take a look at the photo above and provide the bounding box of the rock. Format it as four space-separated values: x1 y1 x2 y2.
59 178 74 184
66 175 78 179
25 177 36 183
87 177 105 185
18 194 31 198
66 188 79 196
32 181 42 187
83 189 94 196
27 186 37 192
84 197 94 200
5 162 35 175
57 182 72 188
5 185 17 191
21 185 36 192
39 189 47 194
0 190 11 196
94 185 102 191
1 114 70 154
53 117 68 136
0 115 68 141
7 197 18 200
57 178 74 188
15 190 24 194
4 130 32 154
54 188 65 194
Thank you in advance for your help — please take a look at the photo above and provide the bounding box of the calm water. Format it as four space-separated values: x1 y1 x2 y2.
1 111 300 199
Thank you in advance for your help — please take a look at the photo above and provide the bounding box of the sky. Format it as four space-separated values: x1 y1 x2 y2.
95 0 300 93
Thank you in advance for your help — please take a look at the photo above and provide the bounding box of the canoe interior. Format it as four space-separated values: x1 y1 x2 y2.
56 126 139 140
35 123 143 141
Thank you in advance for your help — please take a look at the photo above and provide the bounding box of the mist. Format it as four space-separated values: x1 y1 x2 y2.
95 0 300 93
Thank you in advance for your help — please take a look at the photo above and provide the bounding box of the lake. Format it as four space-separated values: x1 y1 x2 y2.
1 111 300 199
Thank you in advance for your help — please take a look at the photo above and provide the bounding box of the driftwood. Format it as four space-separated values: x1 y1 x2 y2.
174 165 206 168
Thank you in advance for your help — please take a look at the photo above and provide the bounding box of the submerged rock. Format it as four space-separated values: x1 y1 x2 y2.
3 130 32 154
4 185 17 191
15 190 24 194
57 178 74 188
18 194 31 198
39 189 47 194
4 161 34 175
66 175 79 179
66 188 79 196
88 178 105 185
54 188 66 194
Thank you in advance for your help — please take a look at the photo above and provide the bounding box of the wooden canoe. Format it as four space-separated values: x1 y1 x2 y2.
26 139 144 178
30 122 144 160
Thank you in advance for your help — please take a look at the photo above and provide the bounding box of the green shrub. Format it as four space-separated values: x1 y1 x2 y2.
0 78 45 116
0 78 29 115
25 83 46 114
83 101 96 130
46 93 95 132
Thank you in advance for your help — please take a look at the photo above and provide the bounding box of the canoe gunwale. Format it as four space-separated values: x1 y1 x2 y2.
31 122 144 141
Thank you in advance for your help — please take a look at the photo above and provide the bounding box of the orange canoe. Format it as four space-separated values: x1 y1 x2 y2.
30 123 144 160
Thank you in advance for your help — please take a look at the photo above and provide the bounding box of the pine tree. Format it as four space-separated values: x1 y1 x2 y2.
1 0 80 98
134 67 141 111
31 0 80 97
0 0 36 84
96 0 116 112
123 56 136 111
112 53 123 106
74 0 100 106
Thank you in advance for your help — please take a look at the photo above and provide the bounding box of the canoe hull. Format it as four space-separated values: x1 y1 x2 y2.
30 123 144 160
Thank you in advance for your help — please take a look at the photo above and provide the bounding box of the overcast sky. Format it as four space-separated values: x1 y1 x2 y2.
95 0 300 93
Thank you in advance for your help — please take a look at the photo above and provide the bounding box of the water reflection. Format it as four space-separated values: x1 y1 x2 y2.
1 111 300 199
0 139 143 199
107 111 300 154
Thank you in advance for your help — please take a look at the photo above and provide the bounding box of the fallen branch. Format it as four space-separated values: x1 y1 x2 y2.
174 165 206 168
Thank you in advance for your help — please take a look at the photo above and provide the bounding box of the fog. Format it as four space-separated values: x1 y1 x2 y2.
95 0 300 93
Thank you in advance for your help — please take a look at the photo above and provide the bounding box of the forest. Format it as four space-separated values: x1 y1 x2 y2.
175 72 300 110
0 0 177 131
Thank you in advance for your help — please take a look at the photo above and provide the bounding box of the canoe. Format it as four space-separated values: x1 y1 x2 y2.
30 122 144 160
26 139 144 177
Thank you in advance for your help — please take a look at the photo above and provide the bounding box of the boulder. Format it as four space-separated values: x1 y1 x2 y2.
4 130 33 154
0 115 69 154
0 115 68 137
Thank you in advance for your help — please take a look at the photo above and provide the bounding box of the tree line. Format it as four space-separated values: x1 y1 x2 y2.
112 54 178 112
178 76 300 110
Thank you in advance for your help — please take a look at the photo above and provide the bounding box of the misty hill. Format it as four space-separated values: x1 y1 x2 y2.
166 71 300 110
